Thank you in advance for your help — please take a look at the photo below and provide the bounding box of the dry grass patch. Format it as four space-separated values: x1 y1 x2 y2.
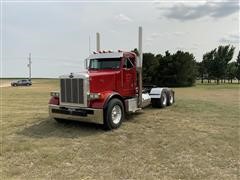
1 80 239 179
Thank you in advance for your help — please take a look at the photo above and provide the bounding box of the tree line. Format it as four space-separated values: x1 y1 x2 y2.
197 45 240 84
132 49 197 87
132 45 240 87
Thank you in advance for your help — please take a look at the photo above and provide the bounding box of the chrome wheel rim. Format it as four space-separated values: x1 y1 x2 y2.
162 93 167 106
111 105 122 124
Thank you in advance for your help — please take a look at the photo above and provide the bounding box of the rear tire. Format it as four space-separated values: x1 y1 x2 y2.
104 98 124 130
167 91 174 106
151 90 168 108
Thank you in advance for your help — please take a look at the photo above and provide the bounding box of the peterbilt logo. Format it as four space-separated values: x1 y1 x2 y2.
69 73 74 78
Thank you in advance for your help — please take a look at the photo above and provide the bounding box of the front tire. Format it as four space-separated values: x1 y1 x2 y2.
104 98 124 130
54 118 66 123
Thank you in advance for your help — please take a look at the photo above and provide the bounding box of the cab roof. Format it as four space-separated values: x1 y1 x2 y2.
88 51 136 59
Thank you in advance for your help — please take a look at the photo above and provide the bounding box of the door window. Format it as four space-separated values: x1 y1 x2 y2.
124 58 134 69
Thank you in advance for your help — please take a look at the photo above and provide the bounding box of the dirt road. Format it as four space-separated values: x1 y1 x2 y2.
0 82 11 88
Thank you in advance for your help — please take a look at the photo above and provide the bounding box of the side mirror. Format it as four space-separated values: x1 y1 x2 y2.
123 64 127 68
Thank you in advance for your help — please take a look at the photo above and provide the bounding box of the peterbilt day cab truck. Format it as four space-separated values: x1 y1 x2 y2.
48 27 174 130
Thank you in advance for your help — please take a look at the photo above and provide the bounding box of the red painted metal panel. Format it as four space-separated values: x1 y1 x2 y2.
49 96 59 105
89 52 137 100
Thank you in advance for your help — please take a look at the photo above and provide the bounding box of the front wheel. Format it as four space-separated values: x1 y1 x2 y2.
54 118 66 123
104 98 124 130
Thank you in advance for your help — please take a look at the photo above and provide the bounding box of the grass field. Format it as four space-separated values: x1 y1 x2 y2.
1 79 239 179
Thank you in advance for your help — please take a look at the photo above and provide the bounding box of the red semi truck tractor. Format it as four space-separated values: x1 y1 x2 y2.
48 27 174 130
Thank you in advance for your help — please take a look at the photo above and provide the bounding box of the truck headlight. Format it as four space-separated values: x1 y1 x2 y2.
50 91 60 97
89 93 101 100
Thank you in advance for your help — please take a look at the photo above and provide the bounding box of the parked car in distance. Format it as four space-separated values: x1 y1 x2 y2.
11 79 32 86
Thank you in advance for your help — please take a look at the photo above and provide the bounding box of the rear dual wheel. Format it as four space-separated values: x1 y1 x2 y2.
152 90 174 108
167 91 174 106
104 98 124 130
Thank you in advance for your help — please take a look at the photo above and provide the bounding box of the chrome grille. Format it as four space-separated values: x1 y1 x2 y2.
60 78 84 104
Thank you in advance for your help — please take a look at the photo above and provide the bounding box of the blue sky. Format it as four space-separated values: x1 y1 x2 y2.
1 0 239 77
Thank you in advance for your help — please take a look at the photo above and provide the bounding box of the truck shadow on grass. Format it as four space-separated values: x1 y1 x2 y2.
19 118 104 139
19 113 140 139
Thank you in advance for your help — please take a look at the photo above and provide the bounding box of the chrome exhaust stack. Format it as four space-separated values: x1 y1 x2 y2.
137 26 143 108
96 32 100 51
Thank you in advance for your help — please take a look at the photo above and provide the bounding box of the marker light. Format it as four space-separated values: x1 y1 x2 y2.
50 91 60 97
88 93 101 100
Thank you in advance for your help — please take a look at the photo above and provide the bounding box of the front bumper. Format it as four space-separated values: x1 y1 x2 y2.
49 105 104 124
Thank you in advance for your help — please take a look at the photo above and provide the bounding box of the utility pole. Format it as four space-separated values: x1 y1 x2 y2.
27 53 32 81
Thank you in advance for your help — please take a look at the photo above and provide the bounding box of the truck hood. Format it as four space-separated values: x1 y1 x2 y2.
59 70 120 93
89 70 120 77
59 70 119 79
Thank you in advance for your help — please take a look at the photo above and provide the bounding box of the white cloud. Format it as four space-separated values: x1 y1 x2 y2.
3 3 239 77
156 0 239 21
114 13 133 23
220 33 240 44
146 31 186 42
172 31 186 36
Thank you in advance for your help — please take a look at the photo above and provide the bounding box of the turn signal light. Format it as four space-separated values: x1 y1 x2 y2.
50 91 60 97
88 93 101 100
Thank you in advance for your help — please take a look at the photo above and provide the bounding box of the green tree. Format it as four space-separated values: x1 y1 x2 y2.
155 51 197 87
213 45 235 84
142 53 158 85
226 62 237 83
173 51 197 86
196 62 204 83
236 51 240 83
155 51 174 86
204 45 235 84
202 49 216 83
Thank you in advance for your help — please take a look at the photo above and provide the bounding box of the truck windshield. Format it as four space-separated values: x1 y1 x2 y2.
89 58 121 70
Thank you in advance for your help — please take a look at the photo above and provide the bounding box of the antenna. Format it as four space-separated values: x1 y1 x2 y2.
89 35 91 55
27 53 32 80
96 32 100 51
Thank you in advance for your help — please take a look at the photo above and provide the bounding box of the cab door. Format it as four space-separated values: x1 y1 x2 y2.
122 57 136 97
